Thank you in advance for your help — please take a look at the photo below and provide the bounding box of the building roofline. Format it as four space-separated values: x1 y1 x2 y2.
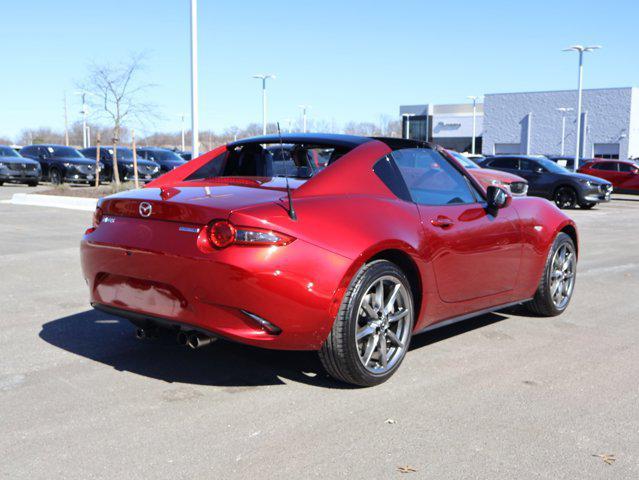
485 87 635 97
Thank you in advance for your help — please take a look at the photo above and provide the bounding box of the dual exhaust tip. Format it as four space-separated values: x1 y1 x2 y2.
136 327 216 349
177 330 216 349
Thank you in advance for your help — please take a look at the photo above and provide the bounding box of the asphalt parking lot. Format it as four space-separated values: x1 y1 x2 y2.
1 184 638 479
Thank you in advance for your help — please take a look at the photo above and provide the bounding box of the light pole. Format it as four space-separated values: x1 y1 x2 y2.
178 113 186 151
190 0 199 158
563 45 601 171
74 91 94 148
401 113 415 139
63 92 69 146
253 74 275 135
467 96 481 154
556 107 573 156
298 105 310 133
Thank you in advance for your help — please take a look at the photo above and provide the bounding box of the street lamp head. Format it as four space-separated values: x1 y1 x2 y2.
563 45 602 53
556 107 574 113
253 74 275 80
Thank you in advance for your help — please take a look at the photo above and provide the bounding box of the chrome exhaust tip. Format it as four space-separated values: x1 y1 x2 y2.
135 328 147 340
176 331 188 346
187 332 215 349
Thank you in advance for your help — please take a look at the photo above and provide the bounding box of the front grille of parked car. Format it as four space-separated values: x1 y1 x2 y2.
76 164 95 174
138 165 158 175
6 162 38 171
509 182 527 195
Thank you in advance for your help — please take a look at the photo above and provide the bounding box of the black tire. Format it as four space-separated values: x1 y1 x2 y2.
27 181 38 187
524 232 576 317
49 168 62 185
579 202 596 209
554 186 577 209
319 260 414 387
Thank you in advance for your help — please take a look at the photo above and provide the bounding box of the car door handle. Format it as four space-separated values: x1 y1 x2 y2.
431 216 454 228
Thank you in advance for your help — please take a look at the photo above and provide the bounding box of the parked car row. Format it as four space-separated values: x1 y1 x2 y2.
479 154 613 209
0 144 188 186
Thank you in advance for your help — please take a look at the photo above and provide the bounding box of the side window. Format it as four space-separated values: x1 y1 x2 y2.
393 148 477 206
373 155 411 202
593 162 616 171
84 148 95 158
618 163 632 172
519 159 534 171
488 157 518 169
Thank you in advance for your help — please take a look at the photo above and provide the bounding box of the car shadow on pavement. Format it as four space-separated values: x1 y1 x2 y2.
40 308 509 389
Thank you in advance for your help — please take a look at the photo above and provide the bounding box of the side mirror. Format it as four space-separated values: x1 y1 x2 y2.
534 166 544 174
486 185 511 210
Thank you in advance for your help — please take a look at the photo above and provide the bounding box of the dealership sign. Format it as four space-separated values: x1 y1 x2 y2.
432 114 483 138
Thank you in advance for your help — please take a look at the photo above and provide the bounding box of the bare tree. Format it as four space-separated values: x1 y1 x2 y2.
82 54 156 185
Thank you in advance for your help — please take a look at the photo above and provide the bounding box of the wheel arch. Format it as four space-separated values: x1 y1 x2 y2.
559 222 579 258
329 242 424 324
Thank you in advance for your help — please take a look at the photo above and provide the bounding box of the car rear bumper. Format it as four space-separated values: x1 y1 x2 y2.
80 216 352 350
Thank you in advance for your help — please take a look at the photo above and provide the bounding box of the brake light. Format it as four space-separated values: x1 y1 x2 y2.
208 220 236 248
206 220 295 249
92 207 103 228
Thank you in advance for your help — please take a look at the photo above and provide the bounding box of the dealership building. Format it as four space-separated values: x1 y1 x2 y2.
400 87 639 160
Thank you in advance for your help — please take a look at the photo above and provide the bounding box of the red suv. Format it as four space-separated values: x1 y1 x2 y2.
578 159 639 194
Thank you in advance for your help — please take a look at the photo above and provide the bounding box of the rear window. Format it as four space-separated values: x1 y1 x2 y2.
186 143 349 181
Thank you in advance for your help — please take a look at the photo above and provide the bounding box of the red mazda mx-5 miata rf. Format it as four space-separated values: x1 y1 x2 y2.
81 134 578 386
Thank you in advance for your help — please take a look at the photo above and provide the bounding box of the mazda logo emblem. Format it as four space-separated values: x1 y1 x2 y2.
139 202 152 217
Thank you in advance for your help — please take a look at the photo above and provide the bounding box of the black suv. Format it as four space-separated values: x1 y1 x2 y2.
0 145 42 186
20 144 101 185
136 147 187 173
81 147 161 183
480 155 612 209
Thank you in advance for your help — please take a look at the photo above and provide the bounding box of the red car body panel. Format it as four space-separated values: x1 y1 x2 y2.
81 137 577 350
578 159 639 193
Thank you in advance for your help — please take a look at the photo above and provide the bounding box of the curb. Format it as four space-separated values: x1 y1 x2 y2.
4 193 98 211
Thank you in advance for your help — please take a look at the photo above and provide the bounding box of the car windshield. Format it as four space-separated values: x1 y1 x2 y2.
0 146 21 157
535 156 570 174
447 150 477 169
186 142 349 181
106 148 135 161
49 146 84 158
146 150 184 162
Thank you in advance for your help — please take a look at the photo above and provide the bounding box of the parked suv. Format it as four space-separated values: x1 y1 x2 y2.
578 159 639 194
81 147 160 183
445 150 528 196
20 144 101 185
480 155 612 209
0 145 41 186
136 147 187 173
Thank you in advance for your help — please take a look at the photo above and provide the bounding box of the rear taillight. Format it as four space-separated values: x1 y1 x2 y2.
208 220 236 248
206 220 295 249
92 207 103 228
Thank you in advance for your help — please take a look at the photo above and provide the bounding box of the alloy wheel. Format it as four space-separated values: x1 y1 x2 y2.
549 243 576 309
554 187 576 209
355 275 412 374
50 169 61 185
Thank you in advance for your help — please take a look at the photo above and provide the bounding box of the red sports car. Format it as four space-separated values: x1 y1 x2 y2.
81 134 578 386
444 149 528 196
578 158 639 194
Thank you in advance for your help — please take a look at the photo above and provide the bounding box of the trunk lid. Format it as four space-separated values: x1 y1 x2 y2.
98 178 304 225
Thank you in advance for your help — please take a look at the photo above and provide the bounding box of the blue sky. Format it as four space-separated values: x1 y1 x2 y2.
2 0 638 139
